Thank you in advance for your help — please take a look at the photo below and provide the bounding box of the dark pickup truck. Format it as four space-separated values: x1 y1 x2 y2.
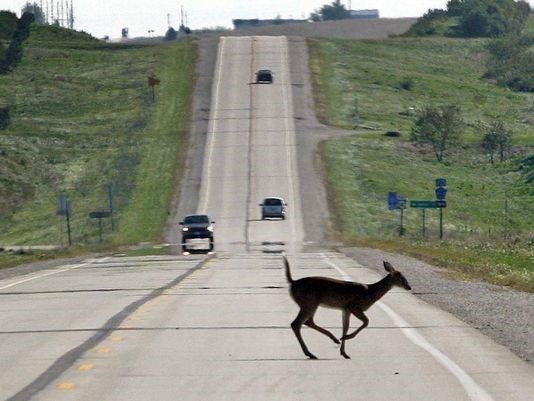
179 214 215 251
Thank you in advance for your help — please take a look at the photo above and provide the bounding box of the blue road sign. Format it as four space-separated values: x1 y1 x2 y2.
435 186 447 200
388 192 398 210
436 178 447 187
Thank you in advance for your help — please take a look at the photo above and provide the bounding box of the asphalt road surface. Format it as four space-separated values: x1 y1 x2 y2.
1 36 533 401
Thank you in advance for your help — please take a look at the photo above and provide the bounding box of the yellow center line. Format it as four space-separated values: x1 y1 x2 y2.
96 348 112 354
57 383 76 390
78 363 95 371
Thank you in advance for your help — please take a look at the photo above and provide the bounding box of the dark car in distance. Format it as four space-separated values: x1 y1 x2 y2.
179 214 215 251
256 69 273 84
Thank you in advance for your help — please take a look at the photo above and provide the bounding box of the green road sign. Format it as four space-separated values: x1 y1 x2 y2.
410 200 438 208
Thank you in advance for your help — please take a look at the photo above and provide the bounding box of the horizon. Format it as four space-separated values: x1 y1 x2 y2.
1 1 533 39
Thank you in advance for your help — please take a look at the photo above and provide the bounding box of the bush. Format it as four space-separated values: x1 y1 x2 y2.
485 34 534 92
399 77 414 91
408 0 531 38
164 27 177 41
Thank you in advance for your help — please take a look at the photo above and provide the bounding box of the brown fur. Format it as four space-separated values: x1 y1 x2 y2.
284 256 411 359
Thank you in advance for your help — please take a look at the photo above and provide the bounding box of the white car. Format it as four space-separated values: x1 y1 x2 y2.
259 197 287 220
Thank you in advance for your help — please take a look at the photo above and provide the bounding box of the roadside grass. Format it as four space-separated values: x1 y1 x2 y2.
309 36 534 292
112 42 196 244
0 24 196 249
0 249 55 271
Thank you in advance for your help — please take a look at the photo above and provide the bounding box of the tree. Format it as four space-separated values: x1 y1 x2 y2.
480 120 512 163
411 104 463 162
21 2 46 24
164 27 177 41
453 0 531 37
310 1 350 21
410 0 531 38
0 12 34 74
0 11 18 40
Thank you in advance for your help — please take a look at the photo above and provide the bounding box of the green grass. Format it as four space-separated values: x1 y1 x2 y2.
308 37 533 144
309 36 534 292
0 24 196 248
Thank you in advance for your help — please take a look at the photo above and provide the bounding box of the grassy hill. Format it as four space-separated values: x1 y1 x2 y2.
0 24 196 250
309 35 533 292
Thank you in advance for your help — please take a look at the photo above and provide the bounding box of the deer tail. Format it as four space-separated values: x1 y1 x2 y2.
283 255 293 283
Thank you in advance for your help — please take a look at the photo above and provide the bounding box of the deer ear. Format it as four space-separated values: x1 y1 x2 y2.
383 261 395 273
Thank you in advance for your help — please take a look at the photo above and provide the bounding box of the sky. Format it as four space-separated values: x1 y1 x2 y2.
2 0 533 39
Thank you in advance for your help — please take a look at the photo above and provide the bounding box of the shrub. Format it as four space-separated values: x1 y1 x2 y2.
164 27 177 41
399 77 414 91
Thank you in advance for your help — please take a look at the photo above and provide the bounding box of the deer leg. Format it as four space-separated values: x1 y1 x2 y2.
341 308 368 341
304 318 340 345
291 307 318 359
340 309 351 359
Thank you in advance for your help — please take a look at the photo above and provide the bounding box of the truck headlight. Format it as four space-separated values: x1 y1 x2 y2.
208 226 214 232
182 227 189 232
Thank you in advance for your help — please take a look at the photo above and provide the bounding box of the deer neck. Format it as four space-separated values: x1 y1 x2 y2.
367 274 393 304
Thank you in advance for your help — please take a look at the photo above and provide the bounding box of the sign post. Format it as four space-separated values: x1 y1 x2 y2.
435 179 447 239
387 192 407 236
89 210 111 243
56 194 72 246
147 75 161 101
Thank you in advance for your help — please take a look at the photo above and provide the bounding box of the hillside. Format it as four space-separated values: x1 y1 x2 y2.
0 24 196 246
309 35 533 291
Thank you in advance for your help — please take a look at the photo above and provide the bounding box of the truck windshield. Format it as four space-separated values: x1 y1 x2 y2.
184 215 209 224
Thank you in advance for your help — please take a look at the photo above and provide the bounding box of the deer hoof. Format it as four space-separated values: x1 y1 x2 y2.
341 352 351 359
333 338 340 344
307 353 318 360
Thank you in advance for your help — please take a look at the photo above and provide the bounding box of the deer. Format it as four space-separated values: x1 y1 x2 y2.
284 255 411 359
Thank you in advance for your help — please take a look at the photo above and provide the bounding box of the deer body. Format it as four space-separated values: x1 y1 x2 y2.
284 256 411 359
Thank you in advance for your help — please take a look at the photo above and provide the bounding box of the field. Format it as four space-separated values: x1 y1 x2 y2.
309 36 534 292
0 25 196 264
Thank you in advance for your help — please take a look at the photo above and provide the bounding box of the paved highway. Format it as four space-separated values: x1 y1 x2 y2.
1 36 533 401
198 36 303 253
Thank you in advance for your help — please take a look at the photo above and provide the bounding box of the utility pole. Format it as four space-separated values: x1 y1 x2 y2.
167 13 170 28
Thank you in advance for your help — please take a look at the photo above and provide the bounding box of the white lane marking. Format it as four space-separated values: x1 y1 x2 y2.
321 253 495 401
280 36 303 242
199 37 226 213
0 258 109 290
